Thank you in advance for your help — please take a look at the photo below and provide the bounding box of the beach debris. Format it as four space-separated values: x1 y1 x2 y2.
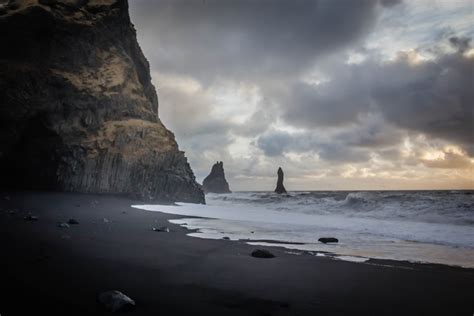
318 237 339 244
98 290 135 312
24 214 38 221
152 226 170 233
57 222 70 228
67 218 79 225
251 249 275 258
103 218 110 223
222 236 230 240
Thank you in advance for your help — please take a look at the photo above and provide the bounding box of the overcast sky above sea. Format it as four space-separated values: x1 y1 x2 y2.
129 0 473 191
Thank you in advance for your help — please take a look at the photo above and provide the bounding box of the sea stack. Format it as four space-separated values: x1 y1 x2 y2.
0 0 204 203
274 167 287 194
202 162 231 194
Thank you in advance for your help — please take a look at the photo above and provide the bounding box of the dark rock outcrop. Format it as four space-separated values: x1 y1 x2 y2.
274 167 287 194
202 161 231 194
318 237 339 244
0 0 204 203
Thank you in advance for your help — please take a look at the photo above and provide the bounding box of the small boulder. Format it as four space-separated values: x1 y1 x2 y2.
68 218 79 225
251 249 275 258
57 223 70 228
98 290 135 312
222 236 230 240
318 237 338 244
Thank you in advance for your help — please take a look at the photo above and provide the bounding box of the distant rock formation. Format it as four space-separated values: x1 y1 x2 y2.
274 167 287 194
202 162 231 194
0 0 204 203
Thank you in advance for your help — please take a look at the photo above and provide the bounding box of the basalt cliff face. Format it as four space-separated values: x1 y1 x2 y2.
0 0 204 203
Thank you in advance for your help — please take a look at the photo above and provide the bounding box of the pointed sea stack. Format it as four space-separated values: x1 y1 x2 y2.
274 167 287 194
202 162 231 194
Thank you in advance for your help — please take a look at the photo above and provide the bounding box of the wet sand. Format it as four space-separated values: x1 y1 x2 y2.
1 191 473 315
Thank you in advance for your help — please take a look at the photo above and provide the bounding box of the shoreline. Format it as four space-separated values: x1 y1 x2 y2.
136 199 474 269
1 190 473 315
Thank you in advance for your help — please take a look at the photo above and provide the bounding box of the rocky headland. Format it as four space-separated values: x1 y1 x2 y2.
0 0 204 203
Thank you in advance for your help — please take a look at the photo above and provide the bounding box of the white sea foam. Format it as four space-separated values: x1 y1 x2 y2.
132 191 474 268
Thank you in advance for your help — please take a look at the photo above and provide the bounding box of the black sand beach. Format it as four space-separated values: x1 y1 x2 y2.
1 191 473 315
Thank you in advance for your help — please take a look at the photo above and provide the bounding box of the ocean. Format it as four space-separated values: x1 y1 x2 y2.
133 190 474 268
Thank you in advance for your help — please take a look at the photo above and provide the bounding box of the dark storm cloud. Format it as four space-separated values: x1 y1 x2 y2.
379 0 402 7
256 131 295 157
281 39 474 152
130 0 384 82
374 49 473 148
256 130 370 163
335 115 405 148
449 36 471 52
283 75 373 127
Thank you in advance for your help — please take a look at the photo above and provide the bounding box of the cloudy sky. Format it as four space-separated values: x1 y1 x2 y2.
129 0 473 191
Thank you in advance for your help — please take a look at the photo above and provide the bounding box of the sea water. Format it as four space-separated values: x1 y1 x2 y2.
133 191 474 268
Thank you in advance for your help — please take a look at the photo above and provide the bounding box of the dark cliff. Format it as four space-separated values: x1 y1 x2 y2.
202 161 231 194
0 0 204 203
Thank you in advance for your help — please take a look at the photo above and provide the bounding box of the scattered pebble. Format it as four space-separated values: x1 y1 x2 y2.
251 249 275 259
152 226 170 233
98 290 135 312
103 218 109 223
24 214 38 221
67 218 79 225
57 223 70 228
